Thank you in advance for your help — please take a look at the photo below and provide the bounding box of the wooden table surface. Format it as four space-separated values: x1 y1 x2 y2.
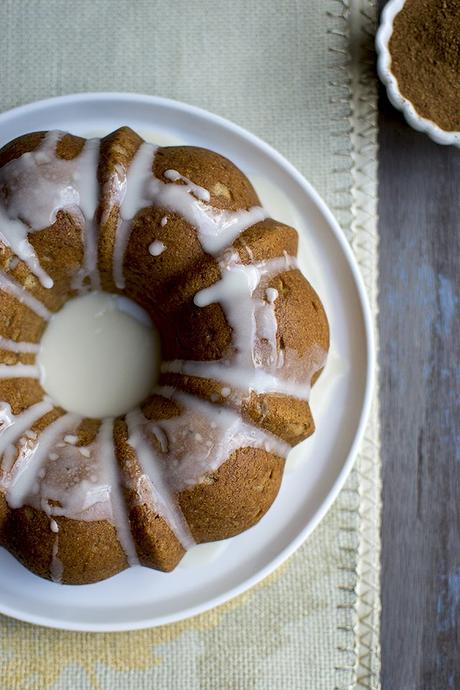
378 3 460 686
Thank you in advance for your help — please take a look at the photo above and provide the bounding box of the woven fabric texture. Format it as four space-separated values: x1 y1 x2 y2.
0 1 380 688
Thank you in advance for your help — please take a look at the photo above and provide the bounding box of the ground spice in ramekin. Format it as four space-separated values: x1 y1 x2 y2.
389 0 460 132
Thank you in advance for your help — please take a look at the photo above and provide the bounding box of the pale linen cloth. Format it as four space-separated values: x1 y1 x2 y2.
0 1 380 688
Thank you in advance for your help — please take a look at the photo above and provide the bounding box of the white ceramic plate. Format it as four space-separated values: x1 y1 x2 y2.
0 93 374 631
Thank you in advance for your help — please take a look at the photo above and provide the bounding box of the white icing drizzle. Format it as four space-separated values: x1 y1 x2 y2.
0 204 53 288
98 418 139 566
5 412 81 509
150 424 168 452
0 129 57 290
33 441 110 522
0 270 51 320
153 388 290 491
112 142 158 289
111 142 267 288
0 364 40 379
67 139 101 292
148 240 166 256
265 287 278 303
173 251 327 403
0 399 53 466
40 497 62 581
0 132 100 291
163 169 211 202
161 359 312 399
260 287 280 367
101 163 126 226
195 253 297 369
165 251 323 399
64 434 78 445
0 336 39 353
126 408 194 549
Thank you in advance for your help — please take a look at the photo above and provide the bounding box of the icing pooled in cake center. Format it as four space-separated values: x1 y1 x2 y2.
37 292 160 418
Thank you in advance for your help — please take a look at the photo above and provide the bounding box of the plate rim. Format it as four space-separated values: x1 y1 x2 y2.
0 92 375 632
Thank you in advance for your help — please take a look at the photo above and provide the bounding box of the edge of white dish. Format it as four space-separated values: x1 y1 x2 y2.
0 92 375 631
376 0 460 147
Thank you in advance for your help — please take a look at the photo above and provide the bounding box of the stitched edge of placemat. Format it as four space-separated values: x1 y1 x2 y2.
326 3 359 688
350 2 381 688
328 2 381 688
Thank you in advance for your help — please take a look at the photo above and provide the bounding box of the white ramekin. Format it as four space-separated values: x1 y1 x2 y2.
376 0 460 147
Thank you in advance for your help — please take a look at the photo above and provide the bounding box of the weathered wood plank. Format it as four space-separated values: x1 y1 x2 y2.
378 5 460 685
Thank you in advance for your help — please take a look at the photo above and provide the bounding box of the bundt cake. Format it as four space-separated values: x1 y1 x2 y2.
0 126 329 584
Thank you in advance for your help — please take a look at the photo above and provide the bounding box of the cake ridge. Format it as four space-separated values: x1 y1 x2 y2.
98 418 139 571
0 269 51 320
6 411 82 511
109 139 268 290
125 407 195 550
0 399 54 461
0 130 100 292
153 387 291 487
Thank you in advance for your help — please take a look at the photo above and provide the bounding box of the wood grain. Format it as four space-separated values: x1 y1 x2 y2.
378 3 460 685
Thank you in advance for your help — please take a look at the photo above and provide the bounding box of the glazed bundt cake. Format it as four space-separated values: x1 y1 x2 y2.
0 126 329 584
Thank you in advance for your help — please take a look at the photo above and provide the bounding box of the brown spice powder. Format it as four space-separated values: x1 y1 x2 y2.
389 0 460 132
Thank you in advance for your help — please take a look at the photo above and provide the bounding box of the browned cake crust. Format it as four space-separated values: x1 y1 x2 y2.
0 127 329 584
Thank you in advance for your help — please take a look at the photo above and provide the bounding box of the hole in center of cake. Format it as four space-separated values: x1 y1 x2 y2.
37 291 160 418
